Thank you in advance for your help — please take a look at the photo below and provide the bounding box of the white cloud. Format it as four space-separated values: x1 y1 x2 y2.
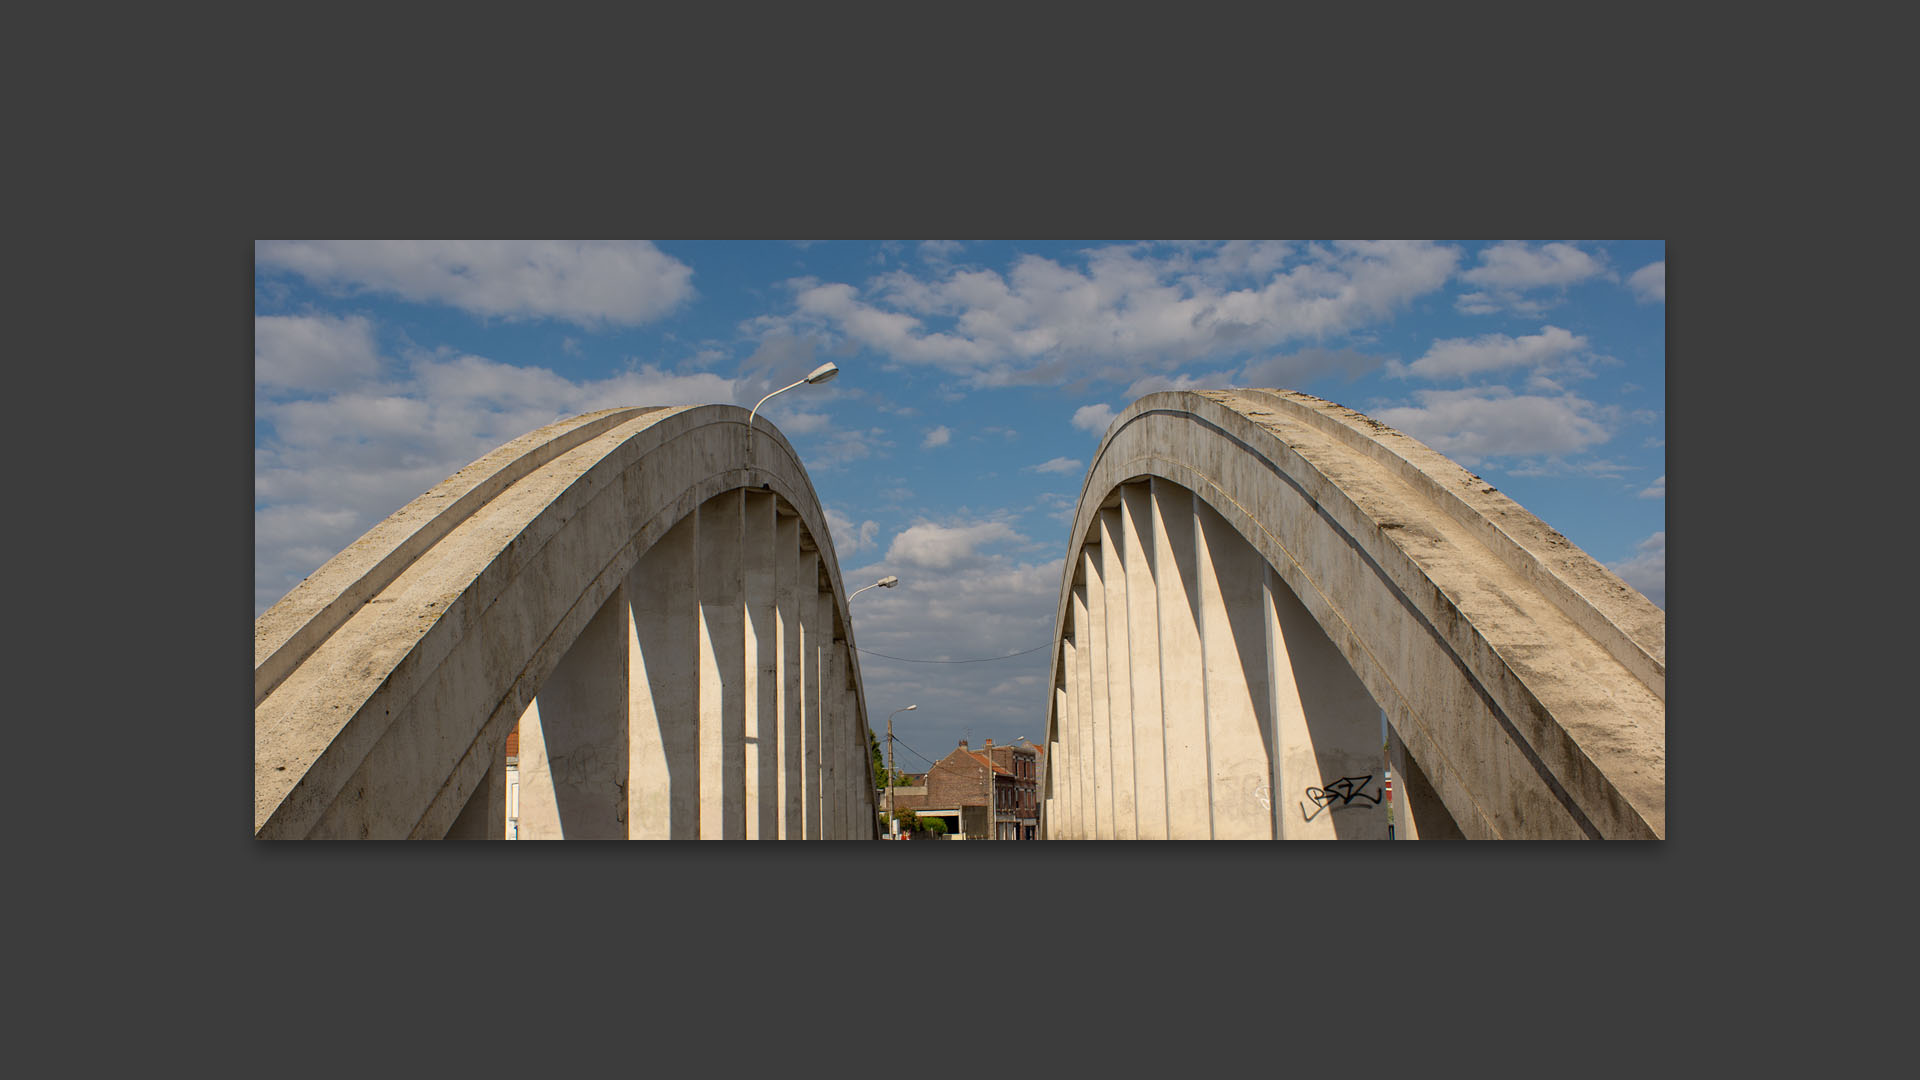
824 507 881 554
885 520 1025 570
1607 531 1665 608
767 409 831 436
807 426 893 469
839 553 1065 747
1072 403 1117 436
1463 241 1609 290
255 341 741 615
1026 456 1082 474
1368 386 1614 464
1395 326 1588 380
1454 290 1552 317
1639 475 1665 499
1456 242 1610 316
750 240 1460 387
255 313 383 392
919 240 965 262
922 425 952 448
254 240 696 328
1628 260 1665 303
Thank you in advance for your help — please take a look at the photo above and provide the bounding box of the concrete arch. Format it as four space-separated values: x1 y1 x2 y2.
1039 390 1665 840
254 405 879 839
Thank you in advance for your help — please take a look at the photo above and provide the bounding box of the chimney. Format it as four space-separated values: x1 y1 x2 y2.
984 738 994 749
958 739 968 748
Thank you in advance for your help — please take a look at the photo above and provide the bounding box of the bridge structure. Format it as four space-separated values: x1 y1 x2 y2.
1038 390 1665 840
254 405 879 839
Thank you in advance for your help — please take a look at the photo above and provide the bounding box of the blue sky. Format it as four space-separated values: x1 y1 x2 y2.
255 239 1664 765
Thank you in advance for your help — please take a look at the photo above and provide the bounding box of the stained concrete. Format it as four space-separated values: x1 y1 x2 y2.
255 405 878 839
1038 389 1665 840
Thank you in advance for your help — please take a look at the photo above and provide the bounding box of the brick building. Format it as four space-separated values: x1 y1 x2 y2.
887 738 1038 839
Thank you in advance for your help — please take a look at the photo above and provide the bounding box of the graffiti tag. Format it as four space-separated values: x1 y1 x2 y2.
1301 775 1381 822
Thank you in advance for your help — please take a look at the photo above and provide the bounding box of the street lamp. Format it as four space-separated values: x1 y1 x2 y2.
748 361 840 431
885 705 916 839
848 575 899 602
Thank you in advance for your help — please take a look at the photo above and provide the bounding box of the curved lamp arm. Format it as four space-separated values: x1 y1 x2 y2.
748 361 840 430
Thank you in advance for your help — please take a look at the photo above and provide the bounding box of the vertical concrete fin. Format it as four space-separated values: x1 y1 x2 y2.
775 515 802 839
800 565 824 840
742 491 778 840
1098 507 1137 840
1194 500 1272 840
820 617 844 838
629 511 700 839
699 491 747 839
1083 547 1115 840
1071 584 1095 839
1119 483 1167 840
515 584 631 839
1153 479 1211 839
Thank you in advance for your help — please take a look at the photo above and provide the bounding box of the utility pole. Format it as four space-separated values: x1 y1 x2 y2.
885 705 915 839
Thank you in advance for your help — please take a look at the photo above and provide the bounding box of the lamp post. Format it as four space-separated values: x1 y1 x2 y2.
886 705 916 839
748 361 840 431
848 575 899 602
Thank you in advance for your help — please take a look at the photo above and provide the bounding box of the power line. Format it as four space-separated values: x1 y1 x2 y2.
887 735 940 769
854 642 1051 664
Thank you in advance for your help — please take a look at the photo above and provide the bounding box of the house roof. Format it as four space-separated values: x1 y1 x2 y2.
966 750 1014 777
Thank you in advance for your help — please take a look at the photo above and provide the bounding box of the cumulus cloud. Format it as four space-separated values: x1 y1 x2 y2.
255 313 384 392
1639 475 1666 499
1607 531 1665 608
1394 326 1587 380
749 240 1460 388
1368 386 1614 464
1026 456 1082 474
1463 242 1609 289
1072 403 1117 436
1629 260 1665 303
255 343 741 614
824 507 881 554
1456 241 1609 315
885 520 1026 570
922 425 952 448
839 554 1065 748
807 426 894 469
254 240 696 328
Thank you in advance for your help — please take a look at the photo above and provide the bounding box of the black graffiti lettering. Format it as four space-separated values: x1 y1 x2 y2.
1300 775 1382 822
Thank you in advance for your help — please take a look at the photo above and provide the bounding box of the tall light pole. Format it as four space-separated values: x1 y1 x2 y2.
748 361 840 431
886 705 916 839
848 575 899 602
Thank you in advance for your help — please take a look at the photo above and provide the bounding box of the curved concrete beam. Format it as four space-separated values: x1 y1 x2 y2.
254 405 878 839
1039 390 1665 840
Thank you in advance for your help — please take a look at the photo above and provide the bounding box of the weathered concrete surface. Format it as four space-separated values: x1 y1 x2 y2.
1039 389 1665 840
254 405 879 839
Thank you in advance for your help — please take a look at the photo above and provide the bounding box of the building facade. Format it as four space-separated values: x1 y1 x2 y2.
885 738 1037 839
